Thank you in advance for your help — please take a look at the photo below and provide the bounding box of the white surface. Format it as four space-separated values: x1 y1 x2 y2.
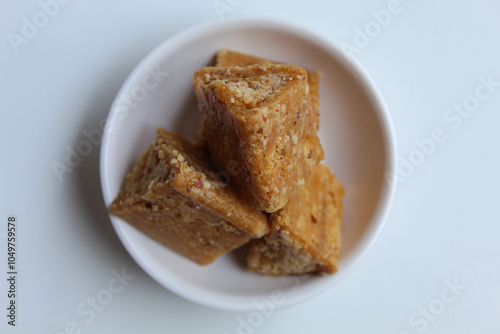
100 18 396 311
1 0 499 333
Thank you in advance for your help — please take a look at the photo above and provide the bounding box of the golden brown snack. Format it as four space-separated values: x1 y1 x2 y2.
247 164 344 275
109 127 269 265
216 49 321 128
216 49 274 67
192 117 208 150
194 49 321 147
307 70 320 128
193 64 324 213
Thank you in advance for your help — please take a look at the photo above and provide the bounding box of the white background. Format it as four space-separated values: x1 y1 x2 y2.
1 0 500 333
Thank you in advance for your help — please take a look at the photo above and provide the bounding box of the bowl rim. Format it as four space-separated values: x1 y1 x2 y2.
100 16 397 311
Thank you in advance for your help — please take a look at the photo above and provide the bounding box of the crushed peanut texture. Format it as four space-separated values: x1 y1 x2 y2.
193 63 324 213
109 127 269 265
193 49 321 148
215 49 321 128
195 65 303 109
109 50 345 277
248 164 344 275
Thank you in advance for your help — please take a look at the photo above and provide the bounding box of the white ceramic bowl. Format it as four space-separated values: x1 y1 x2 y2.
100 17 396 311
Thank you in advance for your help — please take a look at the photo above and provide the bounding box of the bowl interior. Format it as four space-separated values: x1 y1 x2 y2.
101 19 395 311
